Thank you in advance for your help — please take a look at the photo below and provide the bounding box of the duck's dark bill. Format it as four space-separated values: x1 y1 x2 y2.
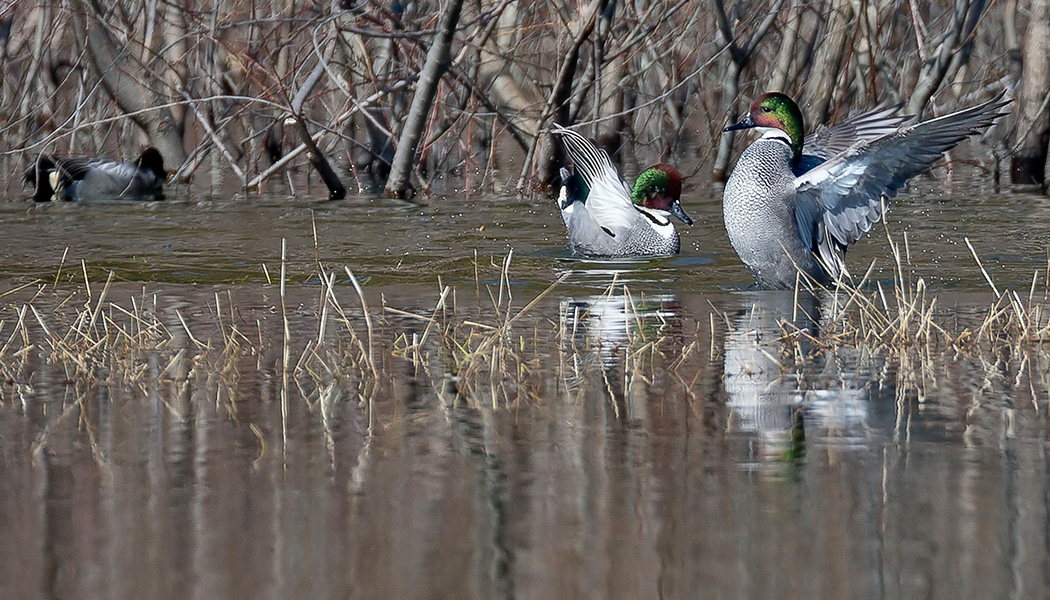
724 114 755 132
671 201 694 225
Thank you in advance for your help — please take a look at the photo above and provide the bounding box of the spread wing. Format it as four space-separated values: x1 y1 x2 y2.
802 102 908 160
551 124 637 232
795 102 909 175
792 95 1010 274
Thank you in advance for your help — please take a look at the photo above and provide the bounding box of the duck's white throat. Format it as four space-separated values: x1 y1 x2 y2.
756 127 793 146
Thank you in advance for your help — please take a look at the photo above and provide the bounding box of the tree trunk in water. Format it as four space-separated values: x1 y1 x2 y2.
289 34 346 200
477 3 538 138
596 0 627 154
597 51 626 155
802 0 849 124
74 0 187 170
768 0 800 93
385 0 465 198
711 61 741 183
1012 0 1050 185
710 0 785 181
516 0 606 193
906 0 986 116
1003 0 1023 83
338 27 396 186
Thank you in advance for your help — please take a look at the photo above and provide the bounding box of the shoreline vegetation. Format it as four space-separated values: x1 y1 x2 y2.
2 1 1047 199
0 229 1047 414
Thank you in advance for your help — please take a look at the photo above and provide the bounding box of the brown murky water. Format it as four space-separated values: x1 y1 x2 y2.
2 167 1050 599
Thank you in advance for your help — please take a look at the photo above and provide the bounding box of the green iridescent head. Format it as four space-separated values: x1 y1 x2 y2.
631 164 692 225
725 92 805 162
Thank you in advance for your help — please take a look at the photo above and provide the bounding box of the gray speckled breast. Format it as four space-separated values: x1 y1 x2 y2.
563 205 680 257
723 139 823 289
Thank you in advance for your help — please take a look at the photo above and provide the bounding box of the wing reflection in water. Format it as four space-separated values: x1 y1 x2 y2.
724 290 877 469
560 291 682 365
557 290 684 421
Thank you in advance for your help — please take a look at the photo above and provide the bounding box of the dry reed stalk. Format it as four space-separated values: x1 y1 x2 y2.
280 238 289 446
345 267 378 381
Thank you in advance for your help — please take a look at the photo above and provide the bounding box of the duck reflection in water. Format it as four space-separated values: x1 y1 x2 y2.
558 290 684 421
724 290 875 468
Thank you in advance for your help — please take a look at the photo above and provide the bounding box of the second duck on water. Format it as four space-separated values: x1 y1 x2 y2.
25 147 167 202
552 125 693 257
723 93 1009 289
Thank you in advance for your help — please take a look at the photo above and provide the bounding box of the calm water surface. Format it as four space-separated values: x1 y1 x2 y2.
1 168 1050 599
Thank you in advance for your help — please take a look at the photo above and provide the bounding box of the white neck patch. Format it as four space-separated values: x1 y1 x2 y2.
635 206 676 238
756 127 792 146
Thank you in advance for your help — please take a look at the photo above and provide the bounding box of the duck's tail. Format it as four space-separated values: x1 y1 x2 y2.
557 166 589 210
24 155 58 202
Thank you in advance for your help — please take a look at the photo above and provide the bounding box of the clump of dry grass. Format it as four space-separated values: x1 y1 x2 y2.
780 223 1050 352
0 264 259 404
761 220 1050 406
0 248 592 417
385 251 574 407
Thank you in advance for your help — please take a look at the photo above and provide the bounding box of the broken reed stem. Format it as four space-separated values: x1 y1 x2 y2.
317 271 332 346
966 236 1001 297
345 266 378 382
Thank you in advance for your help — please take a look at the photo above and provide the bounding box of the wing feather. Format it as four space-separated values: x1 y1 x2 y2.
552 125 637 231
802 101 908 163
792 95 1009 271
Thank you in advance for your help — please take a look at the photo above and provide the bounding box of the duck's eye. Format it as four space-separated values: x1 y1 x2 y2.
762 105 773 113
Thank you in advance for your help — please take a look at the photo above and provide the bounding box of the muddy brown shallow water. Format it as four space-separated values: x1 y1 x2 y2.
1 169 1050 599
